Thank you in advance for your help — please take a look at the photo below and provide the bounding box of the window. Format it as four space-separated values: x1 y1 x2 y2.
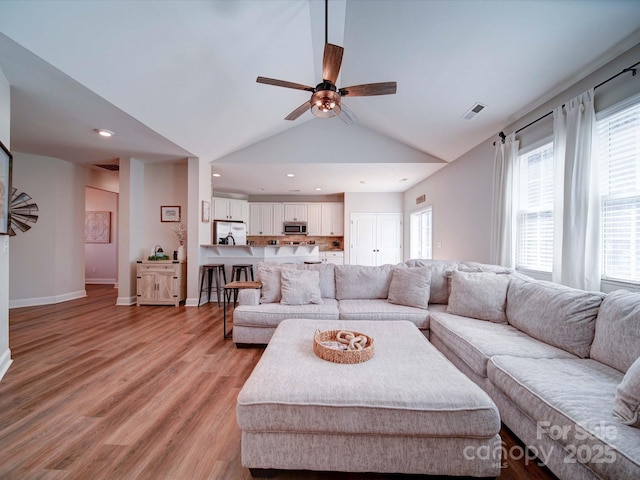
597 97 640 283
515 142 554 272
410 206 432 259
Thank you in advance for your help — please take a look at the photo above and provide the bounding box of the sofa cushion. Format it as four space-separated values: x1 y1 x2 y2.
387 266 431 310
338 299 430 329
430 310 576 377
233 299 340 328
447 270 509 323
335 264 397 300
506 274 605 358
280 269 323 306
614 356 640 428
590 290 640 373
406 260 458 304
458 261 514 275
298 263 336 299
488 356 640 480
256 262 297 304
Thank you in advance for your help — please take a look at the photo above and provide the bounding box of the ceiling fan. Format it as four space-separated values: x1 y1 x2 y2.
256 0 397 125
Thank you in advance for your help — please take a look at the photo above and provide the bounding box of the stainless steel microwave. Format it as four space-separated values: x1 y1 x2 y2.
283 221 308 235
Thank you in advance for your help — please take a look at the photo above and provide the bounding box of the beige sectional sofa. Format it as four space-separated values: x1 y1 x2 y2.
232 259 640 480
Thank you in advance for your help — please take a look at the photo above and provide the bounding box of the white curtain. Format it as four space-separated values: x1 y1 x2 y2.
552 89 601 290
491 133 519 267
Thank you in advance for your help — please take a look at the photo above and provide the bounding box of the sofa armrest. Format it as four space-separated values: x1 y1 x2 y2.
238 288 260 306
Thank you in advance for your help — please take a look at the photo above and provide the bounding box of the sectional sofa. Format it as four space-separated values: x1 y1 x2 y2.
232 260 640 480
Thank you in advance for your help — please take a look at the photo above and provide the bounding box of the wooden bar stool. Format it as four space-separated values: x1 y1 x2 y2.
230 264 255 304
198 264 227 307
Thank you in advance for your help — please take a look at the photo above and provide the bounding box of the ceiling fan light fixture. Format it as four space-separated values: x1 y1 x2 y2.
311 90 341 118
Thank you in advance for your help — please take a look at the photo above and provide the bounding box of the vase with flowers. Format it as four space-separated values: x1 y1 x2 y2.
171 219 187 261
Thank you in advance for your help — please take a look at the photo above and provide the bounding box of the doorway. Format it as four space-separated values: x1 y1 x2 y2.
85 187 118 286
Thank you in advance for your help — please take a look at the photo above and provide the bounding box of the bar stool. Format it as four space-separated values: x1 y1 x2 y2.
230 264 255 304
198 264 227 307
231 264 255 281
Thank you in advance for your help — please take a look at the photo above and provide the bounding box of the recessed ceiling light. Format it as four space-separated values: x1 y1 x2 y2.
95 128 114 137
315 187 322 191
399 178 408 182
212 173 221 177
286 173 295 177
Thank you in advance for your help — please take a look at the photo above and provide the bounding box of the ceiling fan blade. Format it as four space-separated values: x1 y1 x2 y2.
322 43 344 84
338 101 357 125
285 100 311 121
256 76 315 92
339 82 397 97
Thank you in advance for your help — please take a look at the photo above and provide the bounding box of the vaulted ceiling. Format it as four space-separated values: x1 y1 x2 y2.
1 1 639 195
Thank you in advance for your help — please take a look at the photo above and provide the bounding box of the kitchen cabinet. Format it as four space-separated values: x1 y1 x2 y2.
136 261 186 306
248 203 274 235
213 197 248 222
284 203 307 222
350 213 402 266
321 202 344 236
320 251 344 265
307 203 322 235
273 203 285 235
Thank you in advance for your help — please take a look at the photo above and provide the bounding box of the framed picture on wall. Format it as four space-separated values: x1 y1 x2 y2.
161 205 181 222
201 200 210 223
0 140 12 235
85 211 111 243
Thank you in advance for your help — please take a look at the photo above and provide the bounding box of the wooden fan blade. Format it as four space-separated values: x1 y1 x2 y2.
339 82 397 97
322 43 344 84
285 100 311 121
338 102 357 125
256 77 315 92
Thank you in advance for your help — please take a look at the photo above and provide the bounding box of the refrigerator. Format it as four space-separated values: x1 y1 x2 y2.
213 221 247 245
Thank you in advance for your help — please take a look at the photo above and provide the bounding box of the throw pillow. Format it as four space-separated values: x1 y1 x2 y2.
387 267 431 310
257 263 296 303
280 269 323 305
298 263 336 298
613 356 640 428
447 270 509 323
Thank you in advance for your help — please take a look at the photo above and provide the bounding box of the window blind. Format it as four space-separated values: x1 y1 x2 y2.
597 99 640 283
516 142 554 271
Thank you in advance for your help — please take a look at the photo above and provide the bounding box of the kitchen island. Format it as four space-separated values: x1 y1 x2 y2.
200 244 321 280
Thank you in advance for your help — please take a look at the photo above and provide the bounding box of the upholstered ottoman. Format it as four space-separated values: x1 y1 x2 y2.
236 319 501 477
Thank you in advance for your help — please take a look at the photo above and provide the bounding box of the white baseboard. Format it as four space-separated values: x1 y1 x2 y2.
85 278 117 285
0 348 13 382
9 289 87 309
185 297 200 307
116 296 137 306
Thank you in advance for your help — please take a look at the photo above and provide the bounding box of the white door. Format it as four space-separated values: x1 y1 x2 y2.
377 213 402 265
350 213 402 266
350 214 377 266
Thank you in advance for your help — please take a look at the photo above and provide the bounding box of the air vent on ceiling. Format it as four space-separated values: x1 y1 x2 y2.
96 164 119 171
462 102 486 120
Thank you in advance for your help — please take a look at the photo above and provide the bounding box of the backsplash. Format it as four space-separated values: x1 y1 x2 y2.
247 235 343 251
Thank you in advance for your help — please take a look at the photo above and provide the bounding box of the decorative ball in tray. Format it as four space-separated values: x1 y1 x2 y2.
313 329 374 364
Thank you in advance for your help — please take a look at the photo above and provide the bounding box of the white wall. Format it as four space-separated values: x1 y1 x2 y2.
142 162 188 259
9 153 88 307
85 187 118 284
0 65 11 380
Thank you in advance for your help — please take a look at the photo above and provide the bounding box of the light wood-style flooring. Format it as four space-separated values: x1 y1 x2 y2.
0 285 557 479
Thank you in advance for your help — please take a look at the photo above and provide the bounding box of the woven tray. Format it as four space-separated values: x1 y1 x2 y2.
313 329 374 364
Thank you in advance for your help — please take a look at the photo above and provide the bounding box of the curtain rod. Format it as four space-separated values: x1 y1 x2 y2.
494 60 640 145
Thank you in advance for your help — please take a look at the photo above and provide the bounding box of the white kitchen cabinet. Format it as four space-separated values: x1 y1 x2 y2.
136 261 186 307
284 203 307 222
320 251 344 265
213 197 248 222
248 203 273 235
350 213 402 266
321 203 344 236
307 203 322 235
272 203 285 235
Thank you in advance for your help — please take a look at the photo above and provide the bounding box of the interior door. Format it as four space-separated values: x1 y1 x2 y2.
377 213 402 265
350 214 377 266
